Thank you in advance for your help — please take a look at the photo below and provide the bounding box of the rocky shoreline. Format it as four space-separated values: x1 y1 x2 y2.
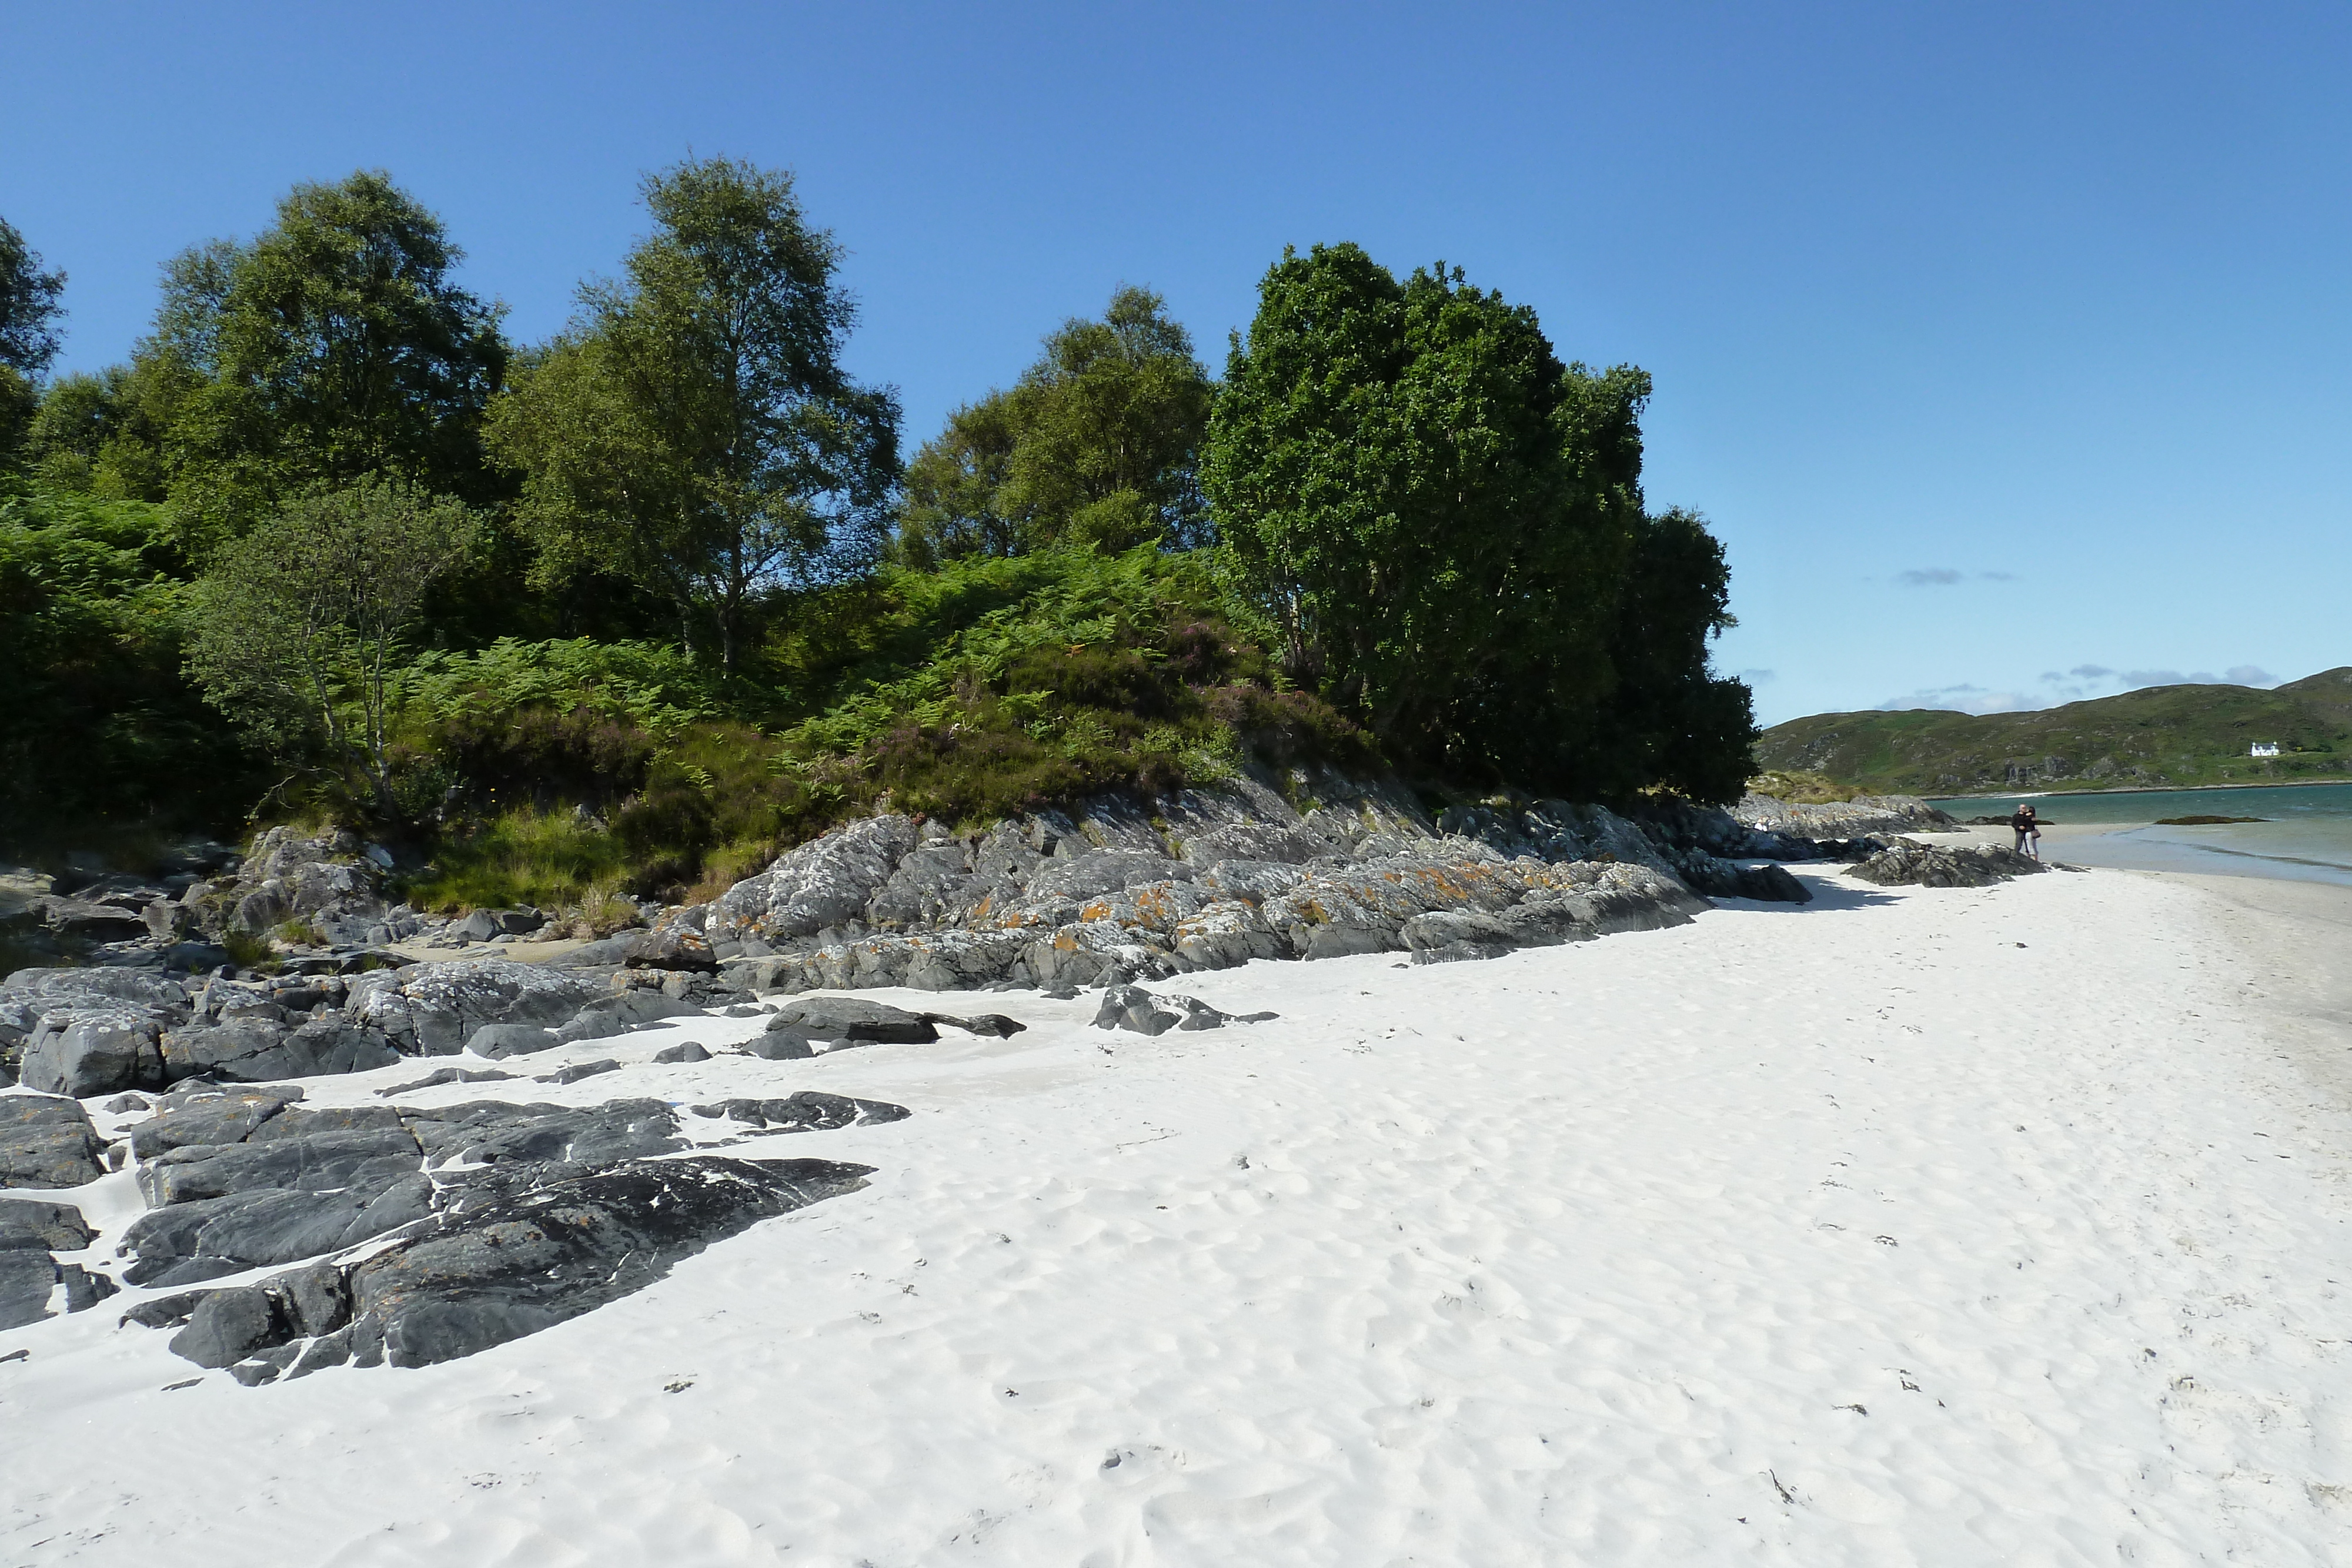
2 777 1997 1385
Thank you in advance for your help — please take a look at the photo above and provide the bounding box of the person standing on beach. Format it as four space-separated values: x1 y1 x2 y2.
2010 804 2042 861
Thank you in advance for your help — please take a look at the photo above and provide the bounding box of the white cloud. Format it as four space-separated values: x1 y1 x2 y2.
2225 665 2276 686
1895 567 1965 587
1875 684 2038 715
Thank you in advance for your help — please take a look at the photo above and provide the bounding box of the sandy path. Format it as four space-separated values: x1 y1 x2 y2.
3 865 2348 1565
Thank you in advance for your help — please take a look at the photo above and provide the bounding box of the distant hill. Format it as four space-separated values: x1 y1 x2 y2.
1755 667 2352 796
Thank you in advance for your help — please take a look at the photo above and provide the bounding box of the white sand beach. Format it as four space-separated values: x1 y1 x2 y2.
5 861 2350 1566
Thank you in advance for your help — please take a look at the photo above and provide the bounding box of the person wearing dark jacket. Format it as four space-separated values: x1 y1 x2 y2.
2010 804 2043 861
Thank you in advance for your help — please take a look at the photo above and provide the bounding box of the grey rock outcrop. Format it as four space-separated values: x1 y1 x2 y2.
0 1196 100 1332
1734 793 1960 840
348 959 599 1057
202 826 390 944
1845 840 2047 888
0 1198 94 1252
4 968 191 1095
704 787 1726 998
1 1248 55 1329
159 1017 399 1084
465 1023 559 1059
117 1094 694 1286
1 1094 107 1189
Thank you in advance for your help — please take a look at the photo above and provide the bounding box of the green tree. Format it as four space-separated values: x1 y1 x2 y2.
897 286 1212 564
1203 243 1750 797
0 216 66 463
123 177 506 546
489 156 900 672
1575 507 1757 802
0 217 65 376
23 363 178 499
185 477 480 815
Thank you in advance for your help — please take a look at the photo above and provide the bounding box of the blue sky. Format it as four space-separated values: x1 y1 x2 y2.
6 2 2346 726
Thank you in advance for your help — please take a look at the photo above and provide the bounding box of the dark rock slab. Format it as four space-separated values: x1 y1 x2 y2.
375 1068 517 1096
129 1087 302 1159
652 1042 711 1064
121 1177 437 1286
352 1155 873 1368
159 1017 397 1084
402 1098 683 1171
0 1198 94 1252
917 1010 1027 1038
59 1263 115 1312
0 1094 106 1189
535 1059 621 1086
689 1092 911 1131
138 1125 424 1206
765 998 938 1044
139 1155 874 1376
0 1247 55 1329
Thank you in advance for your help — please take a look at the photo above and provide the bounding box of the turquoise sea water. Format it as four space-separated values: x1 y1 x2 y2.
1925 783 2352 888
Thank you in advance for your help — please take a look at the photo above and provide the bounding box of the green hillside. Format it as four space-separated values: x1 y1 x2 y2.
1755 668 2352 795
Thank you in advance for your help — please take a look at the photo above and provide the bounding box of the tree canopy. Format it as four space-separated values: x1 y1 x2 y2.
489 155 900 672
0 216 66 376
1203 242 1752 797
185 477 482 814
897 286 1212 564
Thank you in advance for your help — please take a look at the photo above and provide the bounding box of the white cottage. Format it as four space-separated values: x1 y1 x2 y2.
2250 741 2281 757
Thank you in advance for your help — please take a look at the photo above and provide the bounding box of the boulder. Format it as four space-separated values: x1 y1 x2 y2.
348 960 599 1057
452 910 503 944
709 815 921 945
465 1023 560 1059
764 997 937 1044
169 1284 283 1369
1846 841 2046 888
623 927 719 972
0 1198 93 1252
1093 984 1181 1037
0 1094 107 1189
19 1012 164 1097
0 1248 54 1329
741 1032 814 1061
652 1042 711 1064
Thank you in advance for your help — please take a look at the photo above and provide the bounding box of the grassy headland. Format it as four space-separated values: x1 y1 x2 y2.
1755 668 2352 797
